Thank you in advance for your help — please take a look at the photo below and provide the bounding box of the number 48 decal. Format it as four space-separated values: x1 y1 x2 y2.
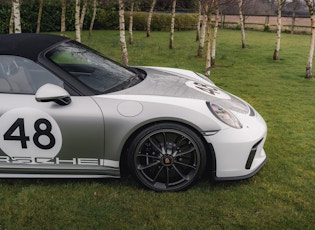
0 108 62 158
4 118 56 150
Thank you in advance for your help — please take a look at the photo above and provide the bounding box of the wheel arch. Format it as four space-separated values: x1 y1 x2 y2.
119 119 216 179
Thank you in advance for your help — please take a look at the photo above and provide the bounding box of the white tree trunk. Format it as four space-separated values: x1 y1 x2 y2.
61 0 66 36
306 16 315 78
36 0 44 34
273 0 282 60
13 0 21 33
128 1 134 44
305 0 315 78
196 0 201 41
238 0 246 48
205 17 212 77
146 0 156 37
197 3 208 58
89 0 97 37
75 0 81 42
119 0 129 67
211 0 219 67
205 0 214 77
9 2 14 34
169 0 177 49
80 0 88 31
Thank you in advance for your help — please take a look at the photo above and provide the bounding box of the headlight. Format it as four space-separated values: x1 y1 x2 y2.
207 102 242 129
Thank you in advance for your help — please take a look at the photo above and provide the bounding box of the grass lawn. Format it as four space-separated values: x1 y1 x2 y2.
0 29 315 229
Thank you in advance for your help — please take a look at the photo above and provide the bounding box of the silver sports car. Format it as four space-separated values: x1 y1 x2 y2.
0 33 267 192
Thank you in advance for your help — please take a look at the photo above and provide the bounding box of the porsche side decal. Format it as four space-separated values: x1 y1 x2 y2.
0 156 119 168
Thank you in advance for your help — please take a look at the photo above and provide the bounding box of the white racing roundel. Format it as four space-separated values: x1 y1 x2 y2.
0 108 62 158
186 81 231 99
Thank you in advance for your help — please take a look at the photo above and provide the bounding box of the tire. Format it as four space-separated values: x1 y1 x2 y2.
128 122 207 192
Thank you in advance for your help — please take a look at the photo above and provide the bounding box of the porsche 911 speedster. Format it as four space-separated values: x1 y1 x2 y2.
0 33 267 191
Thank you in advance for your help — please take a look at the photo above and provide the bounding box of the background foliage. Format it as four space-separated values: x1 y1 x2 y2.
0 2 93 34
0 0 311 34
0 3 198 33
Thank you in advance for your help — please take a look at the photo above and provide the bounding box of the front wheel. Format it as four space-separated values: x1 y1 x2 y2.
128 123 207 192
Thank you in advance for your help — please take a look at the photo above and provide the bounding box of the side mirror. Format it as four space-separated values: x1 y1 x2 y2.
35 83 71 106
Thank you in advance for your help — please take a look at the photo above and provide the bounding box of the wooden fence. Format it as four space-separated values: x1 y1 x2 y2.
219 15 311 34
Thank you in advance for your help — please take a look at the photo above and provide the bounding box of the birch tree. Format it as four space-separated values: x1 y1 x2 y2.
9 3 14 34
288 0 302 34
211 0 219 67
237 0 246 48
128 1 134 44
205 0 215 77
119 0 129 67
89 0 97 37
273 0 286 60
291 0 297 34
80 0 88 31
197 2 208 58
169 0 177 49
75 0 87 42
196 0 201 41
75 0 81 42
305 0 315 79
147 0 156 37
36 0 44 34
61 0 66 36
12 0 21 33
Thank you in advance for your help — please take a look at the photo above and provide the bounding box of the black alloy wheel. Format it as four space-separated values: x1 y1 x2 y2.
128 123 207 192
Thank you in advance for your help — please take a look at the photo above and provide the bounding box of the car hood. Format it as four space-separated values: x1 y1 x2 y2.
112 66 251 115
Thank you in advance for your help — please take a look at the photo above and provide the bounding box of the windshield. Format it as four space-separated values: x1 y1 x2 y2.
46 41 140 94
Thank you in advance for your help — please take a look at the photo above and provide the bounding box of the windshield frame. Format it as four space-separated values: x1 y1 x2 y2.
45 41 141 95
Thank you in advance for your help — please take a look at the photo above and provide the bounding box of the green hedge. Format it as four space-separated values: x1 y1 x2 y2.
0 4 92 33
0 5 11 34
124 12 198 31
94 9 119 30
0 4 198 34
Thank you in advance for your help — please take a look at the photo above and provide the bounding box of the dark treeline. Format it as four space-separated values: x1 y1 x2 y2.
0 0 311 34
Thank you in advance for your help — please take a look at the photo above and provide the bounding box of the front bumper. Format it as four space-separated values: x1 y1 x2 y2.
203 113 267 180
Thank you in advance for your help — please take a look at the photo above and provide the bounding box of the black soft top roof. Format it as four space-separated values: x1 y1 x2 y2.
0 33 71 61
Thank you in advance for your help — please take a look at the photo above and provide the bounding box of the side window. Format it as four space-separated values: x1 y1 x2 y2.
0 55 64 94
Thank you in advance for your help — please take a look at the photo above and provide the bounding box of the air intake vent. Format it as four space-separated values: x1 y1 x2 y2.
245 139 263 169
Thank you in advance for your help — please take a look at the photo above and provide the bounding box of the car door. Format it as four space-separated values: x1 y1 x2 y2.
0 55 107 176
